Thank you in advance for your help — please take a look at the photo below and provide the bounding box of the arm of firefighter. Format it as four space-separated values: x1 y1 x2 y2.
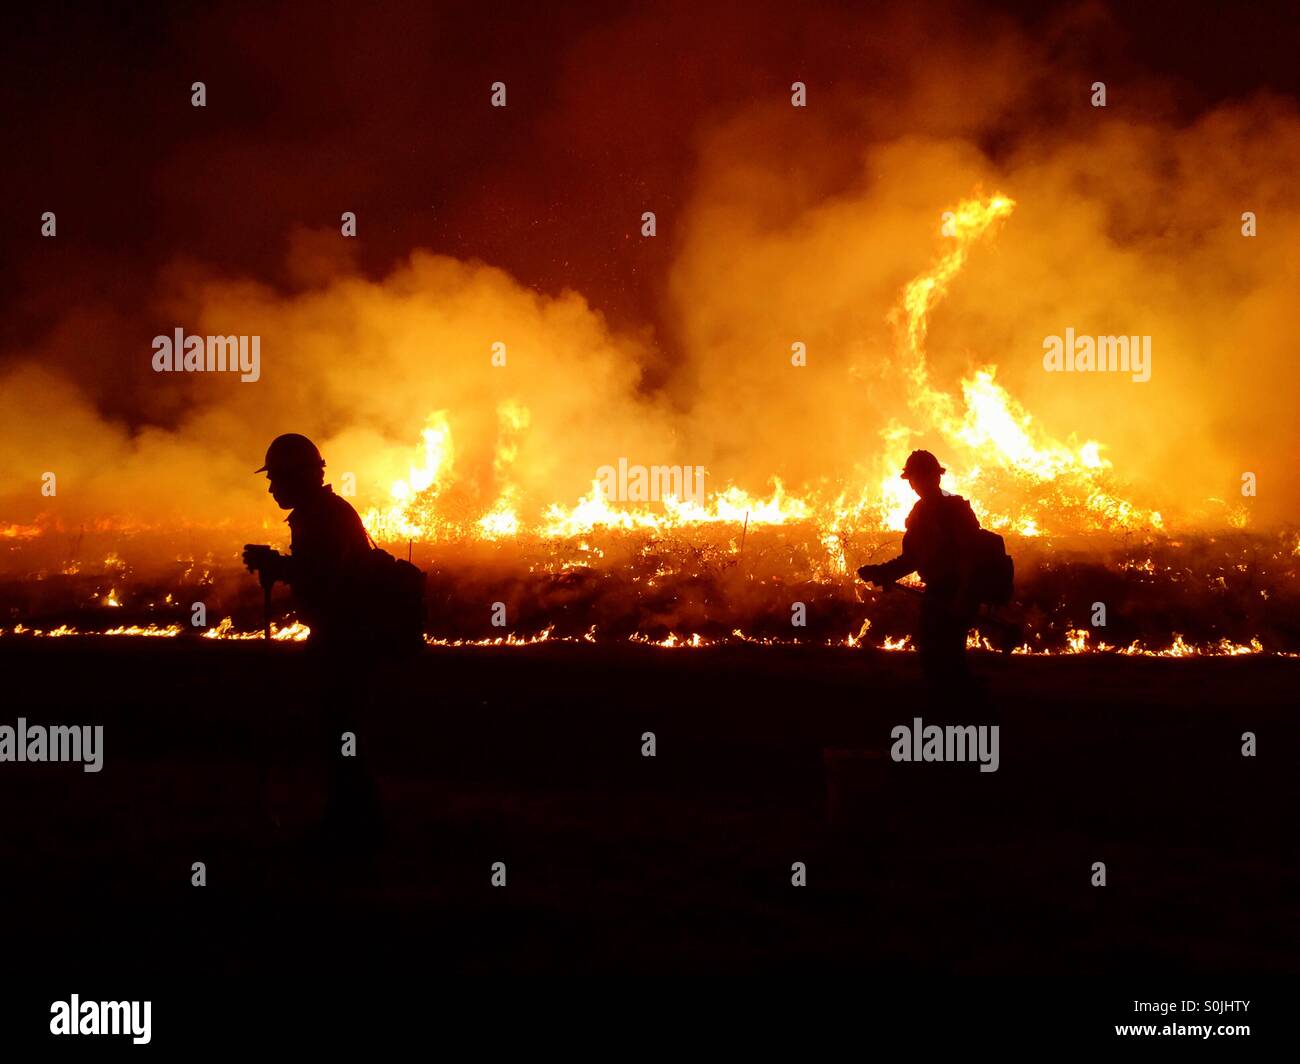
271 550 301 585
243 544 290 585
871 527 918 584
872 555 914 584
283 541 329 590
285 515 366 593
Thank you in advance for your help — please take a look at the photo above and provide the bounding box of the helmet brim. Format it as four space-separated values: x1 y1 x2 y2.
256 460 322 475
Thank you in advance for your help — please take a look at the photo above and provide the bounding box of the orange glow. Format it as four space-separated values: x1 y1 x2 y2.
3 619 1289 657
346 194 1162 547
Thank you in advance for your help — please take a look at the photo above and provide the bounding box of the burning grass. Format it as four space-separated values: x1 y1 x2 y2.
2 523 1296 656
1 197 1294 656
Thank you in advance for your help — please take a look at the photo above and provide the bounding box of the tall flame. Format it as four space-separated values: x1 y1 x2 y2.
360 192 1161 543
874 192 1161 535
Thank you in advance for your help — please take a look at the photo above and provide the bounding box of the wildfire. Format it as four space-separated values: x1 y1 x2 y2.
3 618 1290 658
353 193 1160 548
873 193 1161 535
1012 628 1275 657
201 617 311 641
1 623 183 638
2 195 1290 662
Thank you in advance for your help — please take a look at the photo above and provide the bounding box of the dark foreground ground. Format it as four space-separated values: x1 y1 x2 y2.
0 638 1296 985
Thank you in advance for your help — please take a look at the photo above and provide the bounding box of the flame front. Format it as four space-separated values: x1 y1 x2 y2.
357 193 1160 544
2 618 1287 657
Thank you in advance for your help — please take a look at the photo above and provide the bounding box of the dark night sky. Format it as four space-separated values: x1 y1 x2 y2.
1 0 1297 393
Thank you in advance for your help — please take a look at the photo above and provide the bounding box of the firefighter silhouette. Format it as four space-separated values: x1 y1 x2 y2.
242 433 370 645
243 434 381 855
858 450 983 689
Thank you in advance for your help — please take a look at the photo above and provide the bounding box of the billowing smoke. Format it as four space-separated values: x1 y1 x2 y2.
3 0 1298 554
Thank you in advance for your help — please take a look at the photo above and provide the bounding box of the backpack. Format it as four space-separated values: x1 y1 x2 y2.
353 541 427 654
967 528 1014 605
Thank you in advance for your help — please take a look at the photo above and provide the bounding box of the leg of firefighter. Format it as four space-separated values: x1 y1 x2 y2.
919 592 973 703
318 642 382 854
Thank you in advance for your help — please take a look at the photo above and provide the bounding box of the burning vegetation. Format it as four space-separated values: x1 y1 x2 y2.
359 195 1162 544
2 523 1297 656
2 195 1297 655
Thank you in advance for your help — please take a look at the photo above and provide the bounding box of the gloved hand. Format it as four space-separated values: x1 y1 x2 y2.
242 544 283 584
857 563 881 584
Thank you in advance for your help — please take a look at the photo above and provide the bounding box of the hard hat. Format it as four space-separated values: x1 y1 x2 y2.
901 449 945 479
255 433 324 474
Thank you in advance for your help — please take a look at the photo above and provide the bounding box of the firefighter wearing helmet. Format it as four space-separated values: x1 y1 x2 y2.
857 450 983 689
243 433 371 640
243 433 378 850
